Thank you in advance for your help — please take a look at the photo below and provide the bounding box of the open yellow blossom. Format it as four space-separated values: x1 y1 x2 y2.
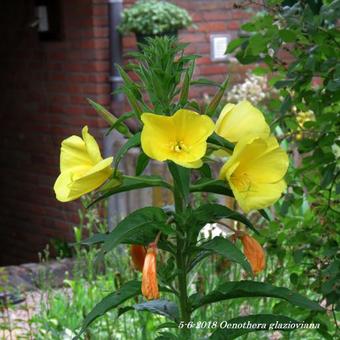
54 126 113 202
141 109 215 168
219 135 289 212
215 101 270 143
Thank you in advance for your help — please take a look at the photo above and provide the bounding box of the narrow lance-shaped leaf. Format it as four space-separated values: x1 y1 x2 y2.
205 77 230 117
179 61 195 107
135 152 150 176
200 236 253 276
124 87 143 120
114 132 141 169
168 162 190 205
73 281 141 340
101 207 168 254
210 314 303 339
106 111 135 136
193 203 258 234
115 63 142 100
207 132 235 152
190 280 325 312
88 175 172 208
190 178 233 197
87 98 131 137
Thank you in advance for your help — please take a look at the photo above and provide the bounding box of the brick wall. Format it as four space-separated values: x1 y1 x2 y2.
0 0 251 265
0 0 111 265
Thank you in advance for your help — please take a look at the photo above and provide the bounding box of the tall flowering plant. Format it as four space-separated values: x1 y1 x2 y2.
54 38 324 339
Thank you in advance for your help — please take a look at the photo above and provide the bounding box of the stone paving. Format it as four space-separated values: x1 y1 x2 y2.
0 259 75 339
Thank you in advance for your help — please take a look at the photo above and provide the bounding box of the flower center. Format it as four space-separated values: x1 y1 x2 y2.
172 141 188 153
231 172 252 192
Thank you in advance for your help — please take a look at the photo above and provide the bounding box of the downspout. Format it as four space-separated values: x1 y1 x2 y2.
104 0 124 230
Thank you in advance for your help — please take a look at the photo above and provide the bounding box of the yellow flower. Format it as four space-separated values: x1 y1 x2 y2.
215 101 270 143
219 135 289 212
54 126 113 202
240 233 266 275
141 109 215 168
142 243 160 300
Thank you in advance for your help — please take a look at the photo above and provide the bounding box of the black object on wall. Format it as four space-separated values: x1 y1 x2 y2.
35 0 63 41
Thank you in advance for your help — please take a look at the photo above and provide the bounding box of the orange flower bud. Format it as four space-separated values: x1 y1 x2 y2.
241 234 266 275
130 244 147 272
141 242 160 300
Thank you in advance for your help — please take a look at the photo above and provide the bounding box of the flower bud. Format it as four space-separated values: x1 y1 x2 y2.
141 243 159 300
130 244 147 272
241 234 266 275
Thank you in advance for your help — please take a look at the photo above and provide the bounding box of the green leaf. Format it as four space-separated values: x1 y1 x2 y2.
73 281 141 339
259 209 271 221
179 62 194 107
193 204 258 234
198 163 212 178
136 152 150 176
248 34 267 55
241 22 255 32
210 314 302 339
134 299 179 321
88 175 172 208
205 78 230 117
101 207 168 254
168 162 190 204
207 133 235 152
279 29 297 43
78 233 107 246
190 281 325 311
191 78 221 87
87 98 131 137
114 133 141 169
226 38 245 54
201 236 253 275
106 111 135 136
190 178 233 197
156 322 178 331
252 66 269 76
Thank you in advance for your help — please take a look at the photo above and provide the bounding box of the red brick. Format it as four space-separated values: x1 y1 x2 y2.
199 22 228 33
198 64 228 76
226 21 240 30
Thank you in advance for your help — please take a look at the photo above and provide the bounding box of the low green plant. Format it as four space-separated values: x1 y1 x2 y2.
117 0 192 35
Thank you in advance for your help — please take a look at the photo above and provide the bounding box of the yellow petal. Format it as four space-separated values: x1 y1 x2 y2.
230 178 286 213
245 147 289 183
54 171 74 202
54 157 113 202
82 126 103 164
172 109 215 146
215 101 270 143
60 135 92 173
141 113 176 161
175 159 203 169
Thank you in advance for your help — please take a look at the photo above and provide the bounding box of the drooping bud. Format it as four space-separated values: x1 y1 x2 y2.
130 244 147 272
240 234 266 275
141 242 159 300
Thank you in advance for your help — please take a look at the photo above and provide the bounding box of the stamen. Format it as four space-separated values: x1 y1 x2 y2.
172 141 187 153
231 172 252 192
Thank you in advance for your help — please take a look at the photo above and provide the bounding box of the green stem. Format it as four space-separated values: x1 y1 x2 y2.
174 183 191 339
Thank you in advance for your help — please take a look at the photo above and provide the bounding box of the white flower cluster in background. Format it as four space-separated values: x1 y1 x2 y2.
200 223 234 240
226 72 272 105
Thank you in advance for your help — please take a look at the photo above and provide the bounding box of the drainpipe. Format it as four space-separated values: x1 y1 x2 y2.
104 0 124 230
